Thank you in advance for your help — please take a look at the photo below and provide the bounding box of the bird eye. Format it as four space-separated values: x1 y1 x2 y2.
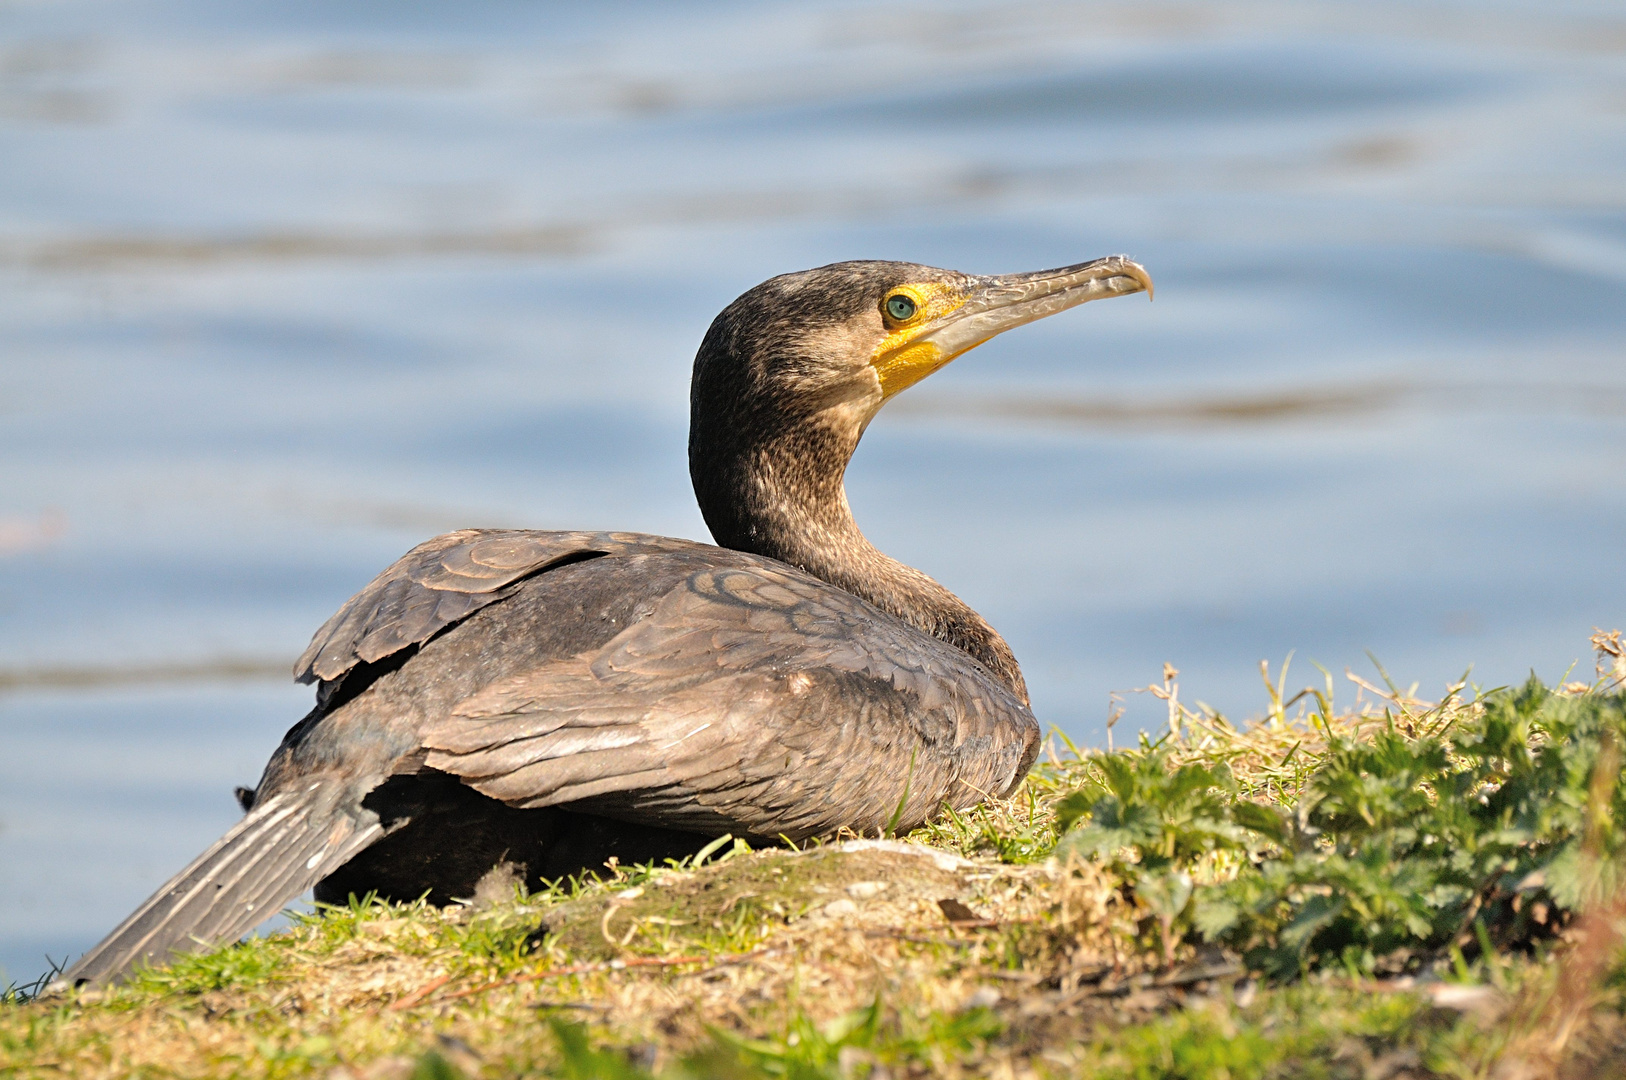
884 294 918 321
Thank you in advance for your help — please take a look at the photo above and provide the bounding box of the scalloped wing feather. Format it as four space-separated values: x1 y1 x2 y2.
421 564 1037 840
293 530 675 685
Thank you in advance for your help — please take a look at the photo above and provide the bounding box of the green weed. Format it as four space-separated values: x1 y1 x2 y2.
1053 678 1626 978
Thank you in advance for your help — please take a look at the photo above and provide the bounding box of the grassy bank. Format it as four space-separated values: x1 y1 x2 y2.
6 634 1626 1079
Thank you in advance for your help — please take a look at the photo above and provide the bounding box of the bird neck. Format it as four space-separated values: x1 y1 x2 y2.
691 416 1030 705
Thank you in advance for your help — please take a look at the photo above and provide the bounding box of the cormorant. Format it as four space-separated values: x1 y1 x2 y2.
62 255 1151 985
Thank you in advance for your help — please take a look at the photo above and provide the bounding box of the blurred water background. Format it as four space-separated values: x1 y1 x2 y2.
3 0 1625 984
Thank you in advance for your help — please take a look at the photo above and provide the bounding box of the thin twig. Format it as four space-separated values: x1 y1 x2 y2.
446 954 712 1001
864 929 971 949
388 974 452 1011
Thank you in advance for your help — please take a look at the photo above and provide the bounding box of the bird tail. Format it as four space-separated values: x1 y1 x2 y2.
59 784 383 987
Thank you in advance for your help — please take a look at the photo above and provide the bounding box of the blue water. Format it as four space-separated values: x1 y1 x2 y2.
3 0 1624 984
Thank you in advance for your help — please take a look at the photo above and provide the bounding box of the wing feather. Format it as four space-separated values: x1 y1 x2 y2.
294 530 684 684
422 563 1037 840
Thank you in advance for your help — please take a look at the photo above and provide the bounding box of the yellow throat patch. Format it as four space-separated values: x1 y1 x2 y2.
869 282 970 399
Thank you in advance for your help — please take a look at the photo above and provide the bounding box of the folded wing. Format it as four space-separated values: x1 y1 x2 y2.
421 563 1038 840
294 530 670 685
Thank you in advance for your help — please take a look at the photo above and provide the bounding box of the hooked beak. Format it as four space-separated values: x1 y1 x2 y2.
871 255 1152 399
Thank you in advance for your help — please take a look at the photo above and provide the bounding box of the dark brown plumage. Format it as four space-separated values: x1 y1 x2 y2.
61 256 1150 985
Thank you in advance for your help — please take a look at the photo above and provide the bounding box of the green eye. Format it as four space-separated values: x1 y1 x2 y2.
885 294 918 321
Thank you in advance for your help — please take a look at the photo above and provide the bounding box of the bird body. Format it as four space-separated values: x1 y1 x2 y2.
62 256 1150 985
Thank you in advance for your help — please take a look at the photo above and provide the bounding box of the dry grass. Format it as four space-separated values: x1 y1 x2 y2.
1 842 1146 1079
5 641 1626 1078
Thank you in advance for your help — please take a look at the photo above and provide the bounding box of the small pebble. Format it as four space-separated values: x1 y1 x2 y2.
846 881 888 900
1425 983 1507 1018
962 987 1001 1010
822 898 858 918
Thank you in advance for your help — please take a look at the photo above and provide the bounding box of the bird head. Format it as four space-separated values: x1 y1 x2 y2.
689 256 1151 549
692 255 1151 449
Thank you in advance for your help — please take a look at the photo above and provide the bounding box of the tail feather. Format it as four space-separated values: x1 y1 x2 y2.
60 786 382 986
184 802 326 940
